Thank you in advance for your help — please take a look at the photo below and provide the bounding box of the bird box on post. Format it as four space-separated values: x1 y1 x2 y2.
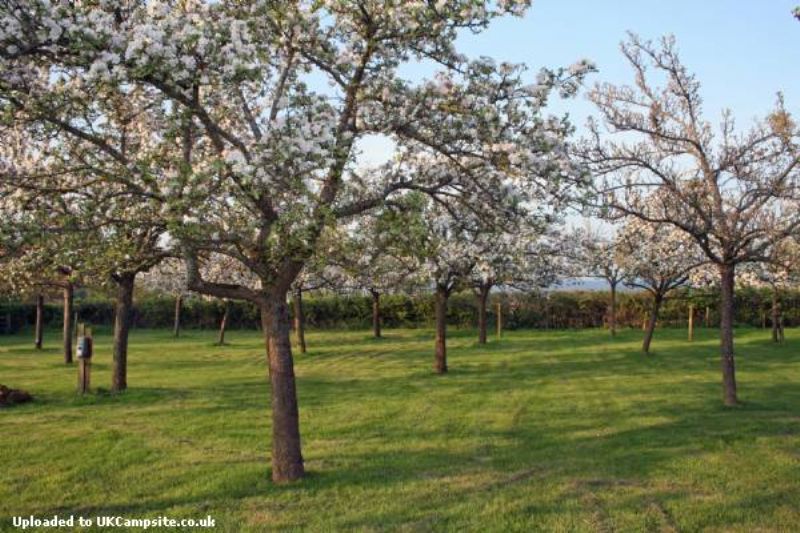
76 324 93 394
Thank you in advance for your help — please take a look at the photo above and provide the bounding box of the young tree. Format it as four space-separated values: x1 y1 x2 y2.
289 267 328 353
1 1 592 482
579 34 800 405
617 216 703 353
326 210 423 339
740 239 800 343
0 237 81 362
0 252 61 351
200 252 261 346
471 227 564 344
140 259 191 338
574 227 626 336
419 201 482 374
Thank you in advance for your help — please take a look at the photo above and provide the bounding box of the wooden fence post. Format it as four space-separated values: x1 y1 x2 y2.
688 304 694 341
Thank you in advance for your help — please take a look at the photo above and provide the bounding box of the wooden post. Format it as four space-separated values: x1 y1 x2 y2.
77 323 93 394
704 305 710 328
641 313 647 331
688 304 694 341
496 302 502 339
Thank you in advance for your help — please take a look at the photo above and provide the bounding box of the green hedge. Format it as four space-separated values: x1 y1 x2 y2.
1 287 798 334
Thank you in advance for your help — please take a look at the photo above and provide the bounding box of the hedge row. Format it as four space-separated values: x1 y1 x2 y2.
1 287 797 334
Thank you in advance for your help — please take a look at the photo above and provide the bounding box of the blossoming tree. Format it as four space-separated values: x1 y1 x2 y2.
739 239 800 343
0 0 593 481
578 34 800 405
471 225 564 344
140 259 192 338
617 216 703 353
325 209 424 339
573 227 627 336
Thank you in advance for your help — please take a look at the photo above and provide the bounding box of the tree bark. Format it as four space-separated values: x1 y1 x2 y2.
477 283 490 344
217 299 230 345
260 295 304 483
642 294 663 353
771 290 781 343
292 287 306 354
434 285 448 374
496 301 502 339
718 264 738 406
63 283 74 364
173 294 182 338
35 293 44 350
608 282 617 336
112 272 136 392
370 289 381 338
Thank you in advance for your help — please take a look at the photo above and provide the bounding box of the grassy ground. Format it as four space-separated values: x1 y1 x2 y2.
0 325 798 532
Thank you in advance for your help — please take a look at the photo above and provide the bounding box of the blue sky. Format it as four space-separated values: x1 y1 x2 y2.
357 1 800 165
459 0 800 126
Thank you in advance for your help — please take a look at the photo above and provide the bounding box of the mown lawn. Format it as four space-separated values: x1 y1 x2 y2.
0 325 798 532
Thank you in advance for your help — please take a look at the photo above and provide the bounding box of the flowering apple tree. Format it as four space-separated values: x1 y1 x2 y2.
617 216 704 352
0 0 593 482
577 35 800 405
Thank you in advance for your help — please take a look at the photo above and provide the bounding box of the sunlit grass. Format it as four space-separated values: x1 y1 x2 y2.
1 325 798 531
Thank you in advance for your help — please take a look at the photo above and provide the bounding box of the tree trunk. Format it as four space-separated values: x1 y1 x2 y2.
688 303 694 342
718 264 738 406
705 305 710 328
35 293 44 350
496 301 502 339
260 295 304 483
63 283 74 364
608 282 617 336
642 294 663 353
173 294 182 338
771 291 780 343
217 299 230 345
434 285 448 374
112 273 136 392
292 287 306 354
370 289 381 338
477 283 490 344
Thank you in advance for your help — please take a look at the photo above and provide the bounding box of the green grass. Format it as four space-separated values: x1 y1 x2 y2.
1 326 799 532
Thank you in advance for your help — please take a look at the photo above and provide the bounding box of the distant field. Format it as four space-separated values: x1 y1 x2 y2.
1 326 798 532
